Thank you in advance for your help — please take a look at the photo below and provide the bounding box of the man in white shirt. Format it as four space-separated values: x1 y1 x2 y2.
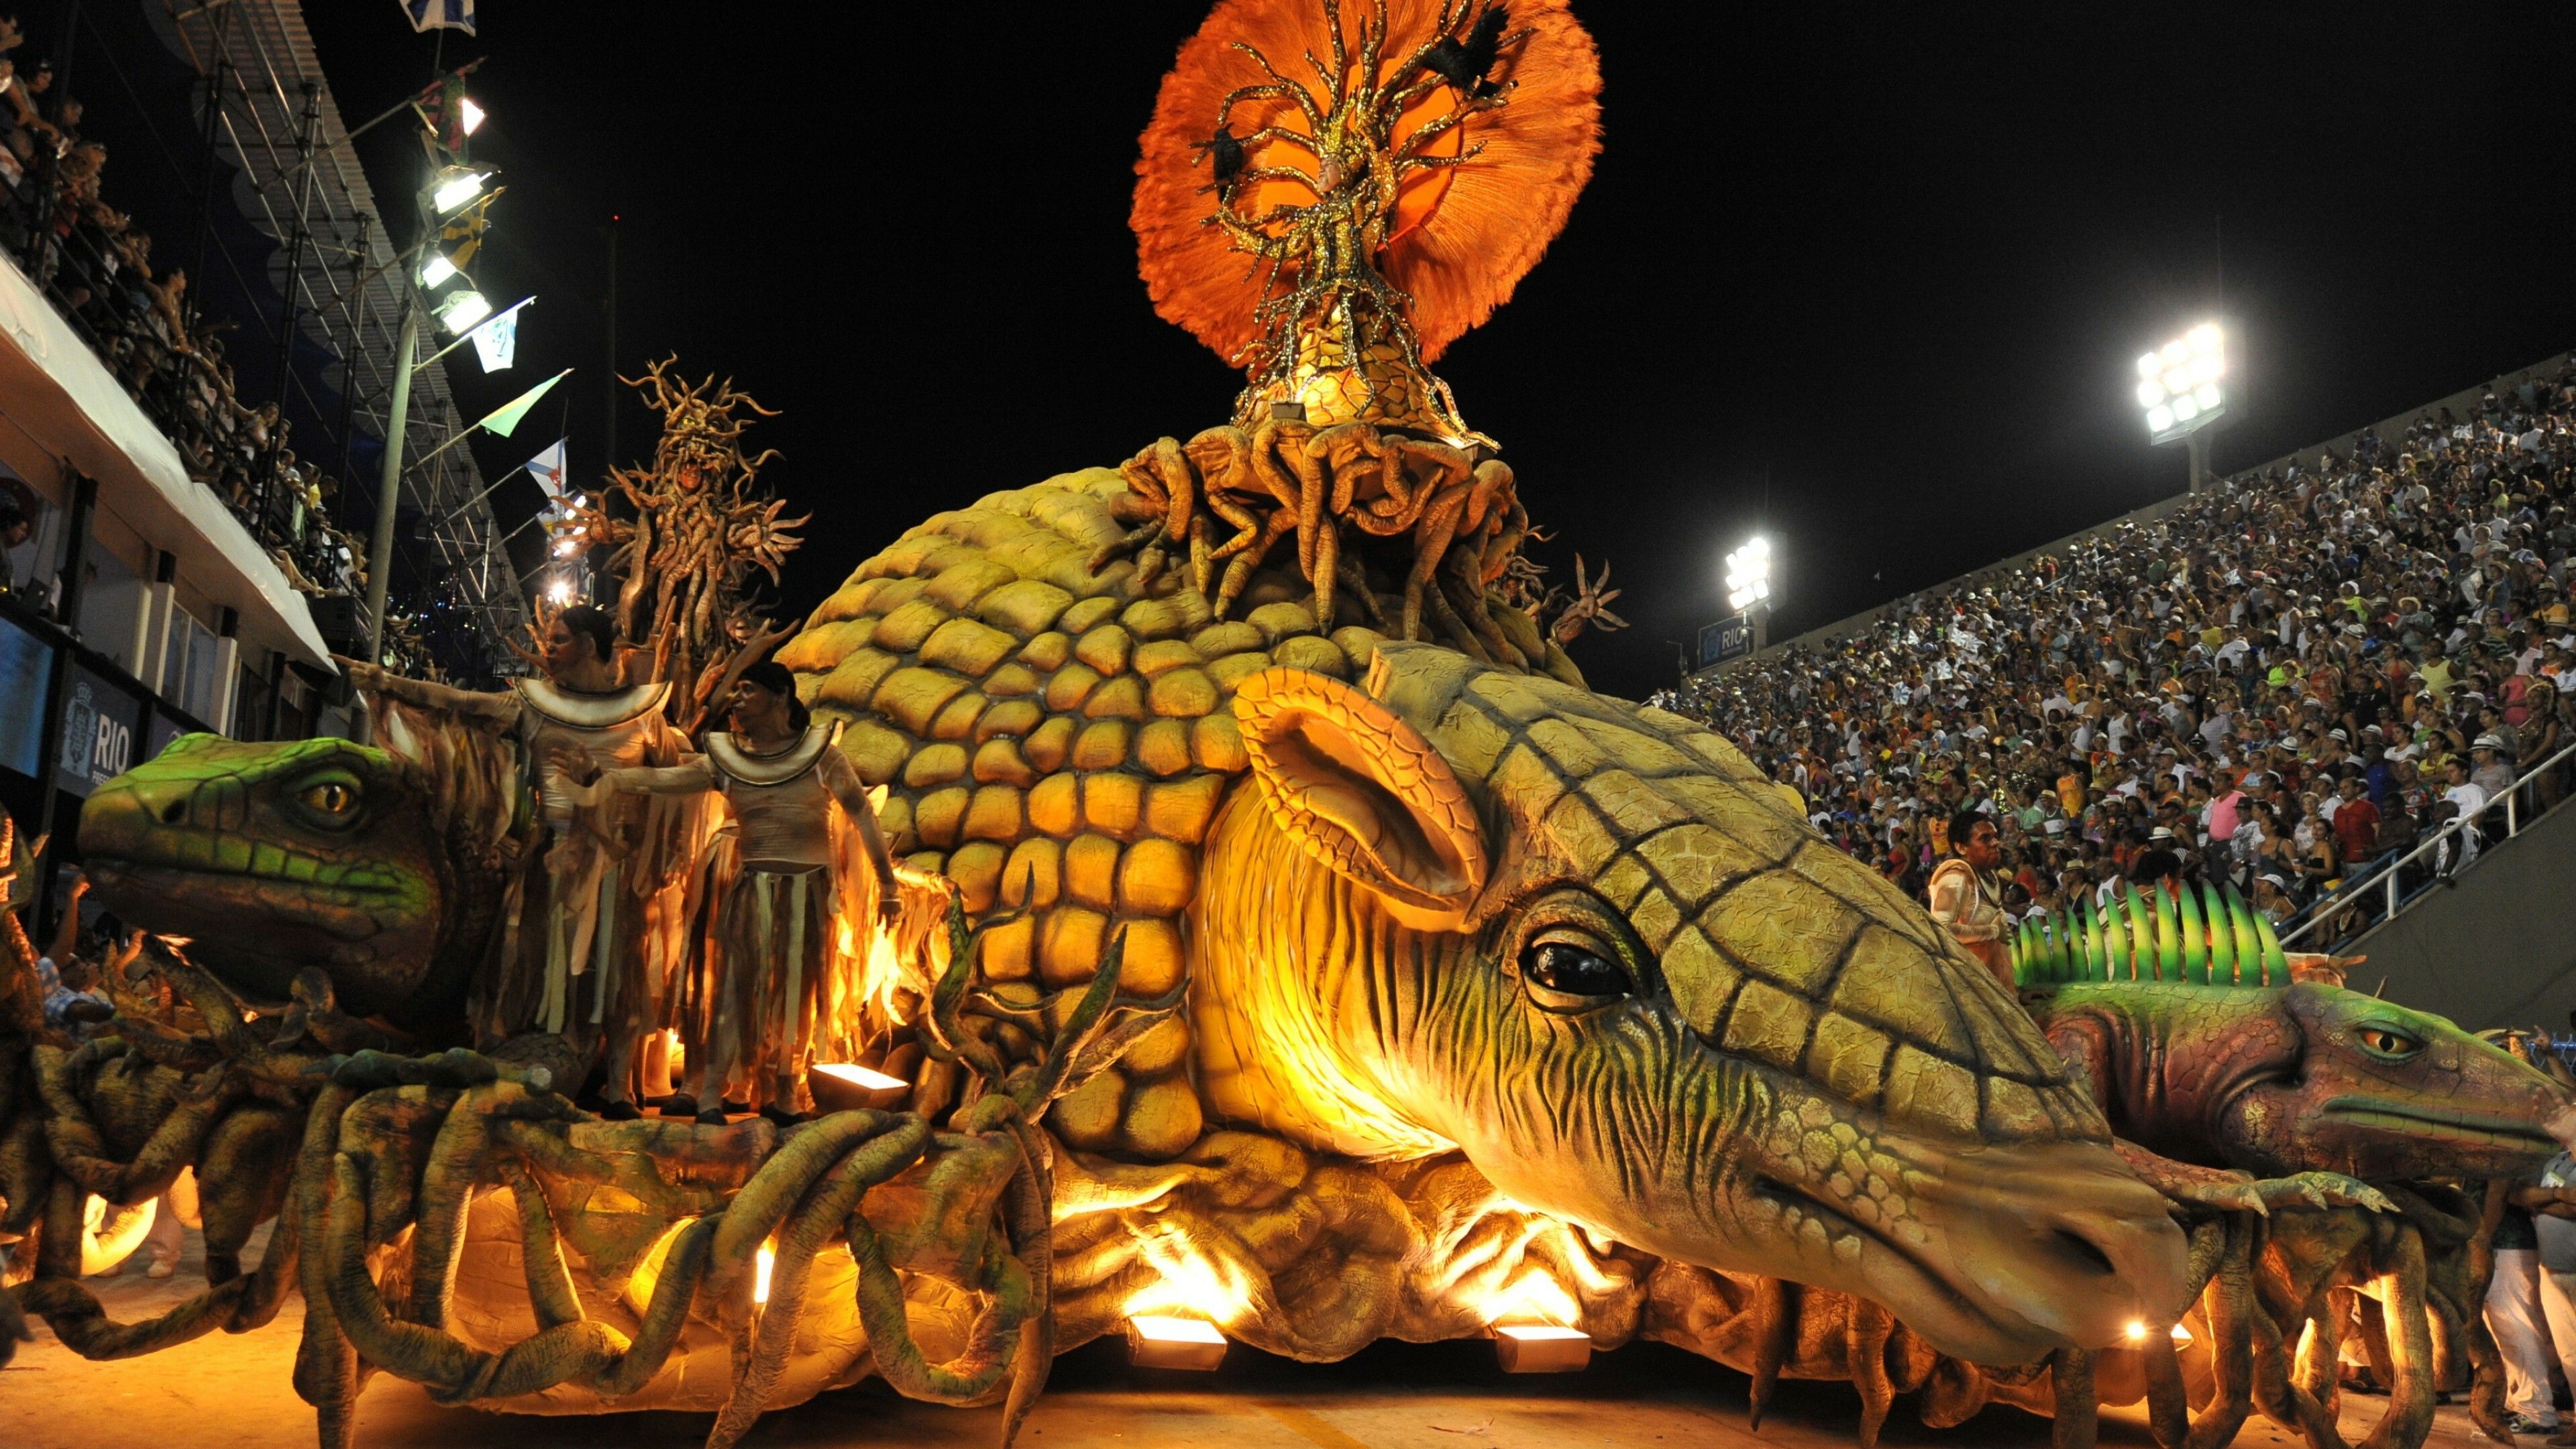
2442 759 2489 869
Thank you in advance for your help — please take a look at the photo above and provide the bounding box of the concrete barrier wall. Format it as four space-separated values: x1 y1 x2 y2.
1700 351 2572 678
2352 801 2576 1032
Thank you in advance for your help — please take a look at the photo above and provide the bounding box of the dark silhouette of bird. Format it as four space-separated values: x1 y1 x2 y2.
1195 123 1247 194
1423 4 1509 97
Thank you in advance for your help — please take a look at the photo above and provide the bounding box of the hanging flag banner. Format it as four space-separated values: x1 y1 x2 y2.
468 303 518 373
478 368 571 438
400 0 477 36
439 191 498 270
525 438 570 500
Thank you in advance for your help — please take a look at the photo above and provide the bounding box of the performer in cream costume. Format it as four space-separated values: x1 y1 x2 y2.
345 605 705 1116
1927 807 2013 991
577 662 900 1124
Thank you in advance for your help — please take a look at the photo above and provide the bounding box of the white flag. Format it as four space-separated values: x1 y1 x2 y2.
401 0 476 35
525 439 569 500
469 303 517 372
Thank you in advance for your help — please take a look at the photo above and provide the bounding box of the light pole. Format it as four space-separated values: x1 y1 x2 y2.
2136 323 2227 493
362 298 420 671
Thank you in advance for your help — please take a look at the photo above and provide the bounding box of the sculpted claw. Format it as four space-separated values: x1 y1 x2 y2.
2255 1171 2396 1215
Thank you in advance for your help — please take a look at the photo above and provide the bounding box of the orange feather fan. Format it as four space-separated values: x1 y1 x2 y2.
1132 0 1603 366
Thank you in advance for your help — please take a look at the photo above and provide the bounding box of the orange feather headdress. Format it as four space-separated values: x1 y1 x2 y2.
1132 0 1601 433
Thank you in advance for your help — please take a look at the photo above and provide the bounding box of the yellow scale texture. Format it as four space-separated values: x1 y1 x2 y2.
782 466 2101 1163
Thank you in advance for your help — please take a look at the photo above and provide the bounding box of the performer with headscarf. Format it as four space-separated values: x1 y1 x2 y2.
575 661 900 1123
343 604 708 1117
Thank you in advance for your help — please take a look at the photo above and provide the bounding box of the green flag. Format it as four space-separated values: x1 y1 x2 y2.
477 368 569 437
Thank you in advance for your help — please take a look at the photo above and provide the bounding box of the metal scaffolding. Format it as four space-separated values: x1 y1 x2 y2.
149 0 525 675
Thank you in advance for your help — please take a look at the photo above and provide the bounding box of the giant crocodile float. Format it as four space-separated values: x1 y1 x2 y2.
5 5 2565 1449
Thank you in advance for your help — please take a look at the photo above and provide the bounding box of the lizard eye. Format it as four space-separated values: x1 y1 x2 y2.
294 773 365 831
2356 1024 2423 1059
1518 933 1633 1012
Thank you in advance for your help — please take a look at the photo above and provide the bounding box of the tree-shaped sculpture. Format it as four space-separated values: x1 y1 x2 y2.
1106 0 1606 667
561 358 807 730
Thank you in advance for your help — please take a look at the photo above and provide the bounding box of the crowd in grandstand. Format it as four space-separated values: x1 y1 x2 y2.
1654 364 2576 952
0 13 366 604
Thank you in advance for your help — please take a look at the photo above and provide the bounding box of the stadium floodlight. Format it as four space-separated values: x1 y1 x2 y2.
418 252 460 288
2135 322 2228 492
460 98 486 136
1724 535 1772 614
435 289 492 334
2135 323 2224 445
429 168 491 215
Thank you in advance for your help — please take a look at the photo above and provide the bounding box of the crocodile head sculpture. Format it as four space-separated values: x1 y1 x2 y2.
1185 644 2186 1363
77 727 521 1024
2033 979 2573 1183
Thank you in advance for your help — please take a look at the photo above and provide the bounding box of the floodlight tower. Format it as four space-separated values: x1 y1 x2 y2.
1725 535 1774 653
2135 323 2227 493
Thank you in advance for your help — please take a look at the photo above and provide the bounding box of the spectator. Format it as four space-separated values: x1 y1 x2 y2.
1650 360 2576 955
2330 775 2381 865
0 495 27 594
2442 759 2489 869
32 877 113 1033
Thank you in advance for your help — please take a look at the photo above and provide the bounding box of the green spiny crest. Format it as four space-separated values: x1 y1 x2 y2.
2177 880 2208 983
2202 881 2234 981
2012 878 2284 988
2123 886 2155 981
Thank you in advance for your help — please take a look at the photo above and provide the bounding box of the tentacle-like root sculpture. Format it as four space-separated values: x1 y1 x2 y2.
1088 423 1589 685
4 902 1179 1449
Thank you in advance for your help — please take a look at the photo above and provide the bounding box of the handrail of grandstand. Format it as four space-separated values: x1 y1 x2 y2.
2280 735 2576 951
1700 349 2574 680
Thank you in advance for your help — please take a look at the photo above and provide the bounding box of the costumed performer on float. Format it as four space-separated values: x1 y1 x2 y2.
1927 807 2014 990
341 604 707 1117
569 661 901 1124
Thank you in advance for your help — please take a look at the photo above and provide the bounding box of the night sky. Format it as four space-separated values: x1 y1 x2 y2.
302 3 2576 700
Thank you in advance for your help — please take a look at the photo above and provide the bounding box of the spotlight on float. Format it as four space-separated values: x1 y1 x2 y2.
1724 535 1772 615
435 289 492 334
1493 1322 1592 1374
808 1061 909 1112
545 579 575 604
459 97 486 136
418 252 460 288
1125 1315 1228 1371
429 167 492 216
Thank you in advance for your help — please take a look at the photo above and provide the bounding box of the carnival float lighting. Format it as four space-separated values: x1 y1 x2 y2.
1125 1315 1229 1371
459 97 486 135
809 1061 910 1112
1493 1323 1592 1374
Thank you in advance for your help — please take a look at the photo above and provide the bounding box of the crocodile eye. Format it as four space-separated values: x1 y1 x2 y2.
294 775 364 830
2356 1025 2423 1059
1519 934 1633 1012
